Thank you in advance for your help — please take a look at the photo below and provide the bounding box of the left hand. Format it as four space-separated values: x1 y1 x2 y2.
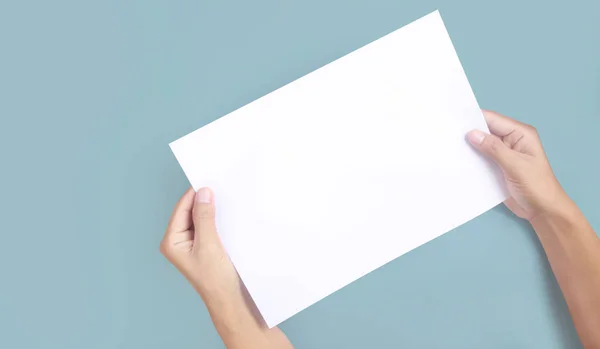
160 187 241 300
160 187 293 349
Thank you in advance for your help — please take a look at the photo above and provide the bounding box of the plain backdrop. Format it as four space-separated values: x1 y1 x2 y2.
0 1 598 348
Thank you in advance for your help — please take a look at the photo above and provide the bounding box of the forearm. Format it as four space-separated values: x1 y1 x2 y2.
202 292 293 349
531 198 600 349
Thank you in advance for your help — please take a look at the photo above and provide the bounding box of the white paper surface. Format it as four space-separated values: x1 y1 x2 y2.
169 10 508 327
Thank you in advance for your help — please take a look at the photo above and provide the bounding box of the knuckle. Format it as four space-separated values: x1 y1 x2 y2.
159 240 172 257
489 139 500 153
484 136 500 153
195 207 216 220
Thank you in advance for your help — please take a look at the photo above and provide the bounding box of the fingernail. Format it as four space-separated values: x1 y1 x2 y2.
467 130 487 145
196 187 212 204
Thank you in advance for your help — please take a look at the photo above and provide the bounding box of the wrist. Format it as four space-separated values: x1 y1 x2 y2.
206 301 269 348
530 194 579 232
199 284 270 346
530 183 572 222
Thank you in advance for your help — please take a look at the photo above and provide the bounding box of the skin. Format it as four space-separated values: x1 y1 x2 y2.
161 110 599 348
467 110 600 349
160 187 293 349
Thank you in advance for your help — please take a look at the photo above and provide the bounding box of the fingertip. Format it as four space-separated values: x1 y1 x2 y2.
467 130 487 145
481 109 522 137
482 110 505 125
195 187 213 204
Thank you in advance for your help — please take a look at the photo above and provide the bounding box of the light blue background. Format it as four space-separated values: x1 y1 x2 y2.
1 1 598 348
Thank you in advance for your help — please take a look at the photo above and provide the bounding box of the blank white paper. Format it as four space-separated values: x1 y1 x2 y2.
169 10 508 327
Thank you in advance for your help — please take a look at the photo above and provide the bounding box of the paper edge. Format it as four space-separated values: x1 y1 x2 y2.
167 8 510 328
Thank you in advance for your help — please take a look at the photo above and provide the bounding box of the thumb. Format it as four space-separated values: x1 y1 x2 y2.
467 130 516 170
192 187 219 247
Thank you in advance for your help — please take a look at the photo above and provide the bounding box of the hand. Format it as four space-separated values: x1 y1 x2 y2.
160 187 293 349
161 187 242 301
467 110 569 221
468 112 600 349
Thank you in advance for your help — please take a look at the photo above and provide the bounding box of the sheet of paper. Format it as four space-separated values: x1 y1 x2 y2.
169 10 508 327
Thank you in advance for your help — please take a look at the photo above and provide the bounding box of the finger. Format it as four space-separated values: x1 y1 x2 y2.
467 130 516 170
192 187 219 247
165 187 195 236
483 110 542 156
482 110 524 137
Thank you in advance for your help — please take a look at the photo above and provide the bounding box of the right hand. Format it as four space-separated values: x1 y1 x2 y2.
467 110 569 221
